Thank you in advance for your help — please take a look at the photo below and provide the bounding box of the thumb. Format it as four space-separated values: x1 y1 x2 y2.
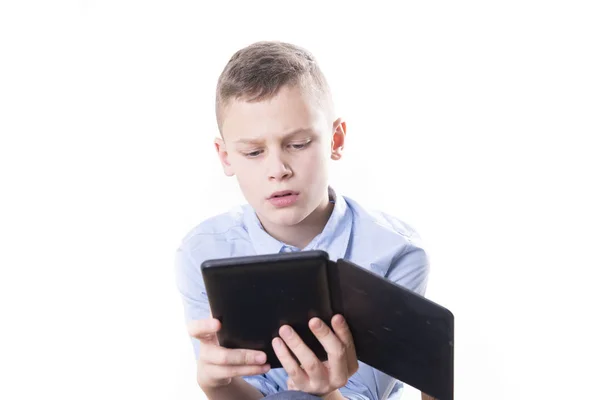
187 318 221 345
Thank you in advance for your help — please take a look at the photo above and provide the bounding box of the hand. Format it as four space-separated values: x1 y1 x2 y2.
187 318 271 390
272 314 359 397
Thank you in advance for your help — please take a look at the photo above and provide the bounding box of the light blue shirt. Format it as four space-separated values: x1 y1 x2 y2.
174 188 429 399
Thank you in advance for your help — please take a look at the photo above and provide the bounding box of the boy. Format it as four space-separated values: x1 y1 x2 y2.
175 41 430 400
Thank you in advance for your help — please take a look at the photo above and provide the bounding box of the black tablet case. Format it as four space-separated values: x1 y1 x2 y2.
201 251 454 400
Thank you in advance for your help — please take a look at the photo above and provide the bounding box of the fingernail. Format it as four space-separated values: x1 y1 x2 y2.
255 353 266 363
281 326 292 338
313 319 323 329
273 339 281 349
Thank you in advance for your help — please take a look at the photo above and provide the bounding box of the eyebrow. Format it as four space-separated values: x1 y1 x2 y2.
234 128 313 145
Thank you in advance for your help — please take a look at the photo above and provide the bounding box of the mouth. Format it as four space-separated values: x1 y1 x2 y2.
268 190 299 199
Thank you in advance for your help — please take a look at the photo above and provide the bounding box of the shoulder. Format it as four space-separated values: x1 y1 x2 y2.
174 205 257 302
342 195 430 294
176 204 254 264
343 196 423 246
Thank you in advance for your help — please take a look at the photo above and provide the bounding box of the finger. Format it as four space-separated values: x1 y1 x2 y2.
202 345 268 366
331 314 359 374
187 318 221 344
309 317 348 388
278 325 326 386
287 377 298 391
272 336 309 387
204 362 271 379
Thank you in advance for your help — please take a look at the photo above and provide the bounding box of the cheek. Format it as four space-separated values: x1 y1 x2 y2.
305 145 329 168
292 149 329 185
235 165 257 181
230 156 254 175
232 160 262 190
235 175 260 202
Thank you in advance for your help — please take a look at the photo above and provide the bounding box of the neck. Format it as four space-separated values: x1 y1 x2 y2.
261 192 334 249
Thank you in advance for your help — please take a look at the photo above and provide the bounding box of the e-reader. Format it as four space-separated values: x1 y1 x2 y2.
201 250 334 369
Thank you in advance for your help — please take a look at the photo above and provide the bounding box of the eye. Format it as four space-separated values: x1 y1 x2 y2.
289 140 311 150
243 149 263 158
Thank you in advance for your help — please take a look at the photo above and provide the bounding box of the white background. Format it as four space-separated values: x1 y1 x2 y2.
1 1 599 399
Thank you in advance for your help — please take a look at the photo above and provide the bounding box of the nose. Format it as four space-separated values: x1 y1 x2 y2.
266 150 293 181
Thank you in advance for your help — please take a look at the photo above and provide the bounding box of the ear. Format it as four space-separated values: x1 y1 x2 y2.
330 118 346 161
214 137 235 177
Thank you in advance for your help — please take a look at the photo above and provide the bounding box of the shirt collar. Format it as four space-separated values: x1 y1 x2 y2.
243 186 353 261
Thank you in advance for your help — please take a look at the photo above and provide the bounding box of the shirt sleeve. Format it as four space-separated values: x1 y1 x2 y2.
337 359 404 400
385 234 430 296
338 361 379 399
174 242 281 395
242 375 280 397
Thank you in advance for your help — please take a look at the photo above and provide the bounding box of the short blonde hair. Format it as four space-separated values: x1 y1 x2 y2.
215 41 333 133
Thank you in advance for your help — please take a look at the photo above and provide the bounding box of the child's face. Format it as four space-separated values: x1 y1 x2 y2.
215 84 345 228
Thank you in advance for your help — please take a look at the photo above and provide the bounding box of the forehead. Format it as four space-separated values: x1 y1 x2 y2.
220 85 328 143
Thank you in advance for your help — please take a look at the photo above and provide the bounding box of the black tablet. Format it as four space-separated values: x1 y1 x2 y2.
332 259 454 400
201 250 334 369
201 251 454 399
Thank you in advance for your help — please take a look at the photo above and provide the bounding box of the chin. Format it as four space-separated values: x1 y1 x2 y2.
263 206 310 227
